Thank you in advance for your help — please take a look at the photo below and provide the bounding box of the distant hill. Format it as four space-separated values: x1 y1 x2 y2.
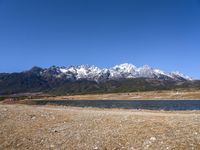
0 64 199 95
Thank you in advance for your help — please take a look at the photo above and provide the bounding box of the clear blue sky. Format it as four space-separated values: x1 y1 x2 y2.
0 0 200 78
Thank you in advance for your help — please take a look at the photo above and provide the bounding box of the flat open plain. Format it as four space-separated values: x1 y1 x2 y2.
39 90 200 100
0 103 200 150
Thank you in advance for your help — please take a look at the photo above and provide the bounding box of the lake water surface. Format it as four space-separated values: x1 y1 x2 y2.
32 100 200 110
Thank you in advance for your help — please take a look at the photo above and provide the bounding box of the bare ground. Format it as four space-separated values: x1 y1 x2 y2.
39 90 200 100
0 104 200 150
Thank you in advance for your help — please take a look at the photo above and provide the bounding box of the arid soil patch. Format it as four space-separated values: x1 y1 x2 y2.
40 90 200 100
0 104 200 150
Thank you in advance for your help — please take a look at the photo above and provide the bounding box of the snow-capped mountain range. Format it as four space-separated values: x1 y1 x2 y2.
36 63 192 82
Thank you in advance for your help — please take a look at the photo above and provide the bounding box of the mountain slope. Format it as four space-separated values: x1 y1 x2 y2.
38 63 192 82
0 63 197 95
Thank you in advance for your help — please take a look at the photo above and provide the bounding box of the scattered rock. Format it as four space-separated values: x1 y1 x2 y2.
194 132 198 135
150 137 156 141
1 104 200 150
128 147 135 150
93 146 98 149
30 115 36 120
31 116 36 120
50 144 55 148
16 143 22 147
2 108 7 111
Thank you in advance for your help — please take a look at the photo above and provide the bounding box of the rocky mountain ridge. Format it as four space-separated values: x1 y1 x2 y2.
26 63 192 82
0 63 197 95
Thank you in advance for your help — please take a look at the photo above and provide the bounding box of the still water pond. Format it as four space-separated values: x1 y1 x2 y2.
32 100 200 110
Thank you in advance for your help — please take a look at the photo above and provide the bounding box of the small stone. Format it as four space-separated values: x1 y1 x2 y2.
31 116 36 120
50 144 55 148
54 130 58 133
150 137 156 141
2 108 7 111
17 143 22 147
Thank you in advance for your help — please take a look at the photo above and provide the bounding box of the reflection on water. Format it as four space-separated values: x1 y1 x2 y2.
31 100 200 110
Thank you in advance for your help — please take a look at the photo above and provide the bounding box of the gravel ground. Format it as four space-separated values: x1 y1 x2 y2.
40 90 200 100
0 104 200 150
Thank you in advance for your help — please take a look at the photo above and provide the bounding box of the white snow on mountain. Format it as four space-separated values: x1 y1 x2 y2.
41 63 192 81
170 71 193 81
109 63 137 79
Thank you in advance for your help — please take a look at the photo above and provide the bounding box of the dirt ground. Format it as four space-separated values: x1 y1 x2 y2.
39 90 200 100
0 104 200 150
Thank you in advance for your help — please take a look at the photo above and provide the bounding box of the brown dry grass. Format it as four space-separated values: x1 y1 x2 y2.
0 104 200 150
38 90 200 100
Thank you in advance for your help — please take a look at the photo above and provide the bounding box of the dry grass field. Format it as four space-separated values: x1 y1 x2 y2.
40 90 200 100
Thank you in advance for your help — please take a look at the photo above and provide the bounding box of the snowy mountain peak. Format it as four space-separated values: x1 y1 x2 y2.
39 63 192 82
113 63 136 70
171 71 193 81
